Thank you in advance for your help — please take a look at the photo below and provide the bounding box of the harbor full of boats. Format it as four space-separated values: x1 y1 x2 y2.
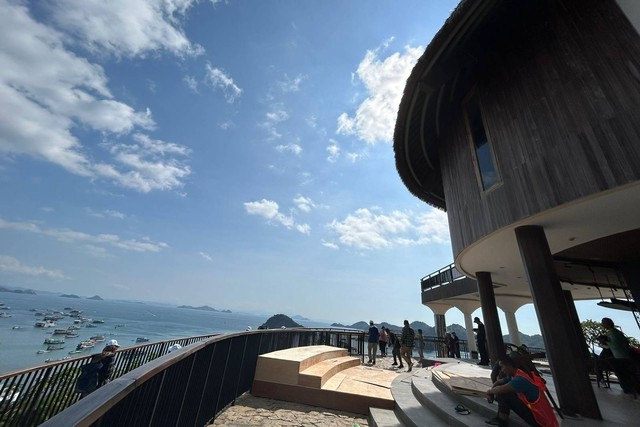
1 301 158 366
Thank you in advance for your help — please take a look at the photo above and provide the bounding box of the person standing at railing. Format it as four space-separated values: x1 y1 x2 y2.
400 320 415 372
367 321 379 365
379 326 388 357
474 317 490 366
451 332 461 358
98 339 120 387
416 329 425 363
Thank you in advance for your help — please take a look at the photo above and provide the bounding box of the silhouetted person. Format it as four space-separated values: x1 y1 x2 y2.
474 317 489 365
367 321 379 365
400 320 415 372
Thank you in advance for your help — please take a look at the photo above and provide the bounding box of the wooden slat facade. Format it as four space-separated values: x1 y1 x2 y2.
440 0 640 256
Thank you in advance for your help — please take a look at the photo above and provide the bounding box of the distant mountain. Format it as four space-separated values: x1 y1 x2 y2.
259 314 302 329
178 305 218 312
292 315 309 321
60 294 80 298
0 286 36 294
87 295 103 300
221 309 232 313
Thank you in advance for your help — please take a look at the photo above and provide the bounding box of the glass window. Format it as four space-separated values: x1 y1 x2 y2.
465 95 499 190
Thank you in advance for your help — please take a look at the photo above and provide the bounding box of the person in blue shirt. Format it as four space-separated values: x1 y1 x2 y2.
367 321 379 365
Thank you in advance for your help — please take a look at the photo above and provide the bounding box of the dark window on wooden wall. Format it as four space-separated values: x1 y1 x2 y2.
464 94 500 191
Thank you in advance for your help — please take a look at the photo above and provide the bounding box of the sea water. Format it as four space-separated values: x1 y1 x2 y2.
0 292 330 375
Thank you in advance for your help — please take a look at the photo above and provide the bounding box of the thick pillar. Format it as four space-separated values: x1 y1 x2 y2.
463 312 478 353
476 272 506 365
504 311 521 346
620 262 640 313
434 314 447 357
563 290 590 359
515 225 601 419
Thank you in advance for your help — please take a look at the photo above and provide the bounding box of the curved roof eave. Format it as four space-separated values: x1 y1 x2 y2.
393 0 497 211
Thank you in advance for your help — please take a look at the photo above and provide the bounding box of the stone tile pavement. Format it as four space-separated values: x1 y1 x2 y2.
209 353 417 427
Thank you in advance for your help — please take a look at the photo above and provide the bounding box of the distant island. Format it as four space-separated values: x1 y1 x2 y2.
292 314 310 321
87 295 103 300
0 286 36 294
178 305 232 313
60 294 81 299
258 314 302 329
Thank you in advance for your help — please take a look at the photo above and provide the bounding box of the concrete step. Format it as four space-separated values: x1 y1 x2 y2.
391 372 447 427
411 369 493 427
369 407 405 427
299 355 361 388
429 367 530 427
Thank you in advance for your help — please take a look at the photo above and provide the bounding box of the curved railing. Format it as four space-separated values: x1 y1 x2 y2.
0 328 365 427
0 334 219 427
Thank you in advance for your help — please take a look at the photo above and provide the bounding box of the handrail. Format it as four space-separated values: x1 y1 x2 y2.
0 334 220 426
420 263 465 292
1 328 365 426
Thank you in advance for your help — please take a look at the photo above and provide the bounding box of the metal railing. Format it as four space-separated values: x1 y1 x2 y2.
421 263 465 292
0 334 219 427
0 328 365 427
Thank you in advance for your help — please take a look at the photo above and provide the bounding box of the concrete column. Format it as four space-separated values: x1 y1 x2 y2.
515 225 601 419
620 262 640 312
434 314 447 357
476 272 506 365
463 312 478 353
503 311 521 346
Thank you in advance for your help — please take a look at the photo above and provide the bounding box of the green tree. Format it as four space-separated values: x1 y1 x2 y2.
581 319 606 353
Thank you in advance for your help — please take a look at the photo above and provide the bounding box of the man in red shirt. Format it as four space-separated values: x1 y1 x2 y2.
486 356 558 427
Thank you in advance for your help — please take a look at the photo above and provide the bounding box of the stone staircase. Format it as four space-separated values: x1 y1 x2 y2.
369 365 531 427
252 345 395 415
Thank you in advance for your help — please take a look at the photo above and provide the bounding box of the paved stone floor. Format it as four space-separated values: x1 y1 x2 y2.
209 352 417 426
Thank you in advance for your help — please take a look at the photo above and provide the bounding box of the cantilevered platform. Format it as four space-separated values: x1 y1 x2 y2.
252 345 397 414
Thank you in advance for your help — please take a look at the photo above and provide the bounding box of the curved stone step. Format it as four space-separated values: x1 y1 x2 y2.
391 372 447 427
299 355 361 388
369 407 405 427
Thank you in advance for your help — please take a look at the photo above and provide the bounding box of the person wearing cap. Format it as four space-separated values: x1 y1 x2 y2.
367 321 379 365
98 339 120 387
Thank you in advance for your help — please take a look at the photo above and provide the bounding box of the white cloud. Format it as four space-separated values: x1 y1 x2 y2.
275 144 302 155
183 75 198 92
260 105 289 140
219 120 234 130
47 0 204 58
99 133 191 192
0 254 68 279
278 74 306 93
244 199 310 235
199 251 213 262
327 140 340 163
0 217 168 253
321 240 339 250
0 2 191 193
346 152 363 163
336 44 424 144
204 64 242 103
328 207 449 250
293 195 315 213
86 208 126 219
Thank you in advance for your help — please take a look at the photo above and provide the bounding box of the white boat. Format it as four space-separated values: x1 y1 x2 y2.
136 337 149 343
35 320 56 328
0 312 12 318
44 338 65 345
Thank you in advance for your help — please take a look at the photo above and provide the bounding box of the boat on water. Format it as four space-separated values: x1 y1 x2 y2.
65 333 79 338
35 320 56 328
0 312 12 318
92 319 105 324
47 345 65 351
136 337 150 343
12 325 22 329
53 329 70 335
45 356 70 363
44 338 65 345
90 335 105 342
85 323 97 328
36 350 49 354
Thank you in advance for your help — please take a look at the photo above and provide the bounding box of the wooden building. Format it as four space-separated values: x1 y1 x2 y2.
394 0 640 419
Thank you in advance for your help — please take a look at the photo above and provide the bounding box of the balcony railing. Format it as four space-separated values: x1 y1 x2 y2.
0 329 365 427
421 263 465 292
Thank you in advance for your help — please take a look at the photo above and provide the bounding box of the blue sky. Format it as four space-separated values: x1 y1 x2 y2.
1 0 637 339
